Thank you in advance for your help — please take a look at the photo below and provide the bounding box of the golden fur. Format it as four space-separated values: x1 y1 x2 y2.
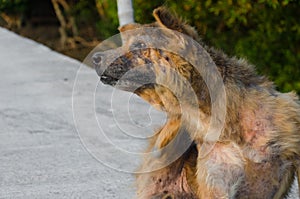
96 7 300 199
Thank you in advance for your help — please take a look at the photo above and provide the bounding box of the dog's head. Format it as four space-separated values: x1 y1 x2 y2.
94 7 211 114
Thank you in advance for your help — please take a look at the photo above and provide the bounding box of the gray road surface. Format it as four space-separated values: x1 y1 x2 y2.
0 27 137 199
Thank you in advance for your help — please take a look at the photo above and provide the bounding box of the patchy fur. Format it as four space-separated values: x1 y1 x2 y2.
94 6 300 199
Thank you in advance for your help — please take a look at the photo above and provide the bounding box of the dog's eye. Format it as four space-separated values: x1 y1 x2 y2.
130 41 146 50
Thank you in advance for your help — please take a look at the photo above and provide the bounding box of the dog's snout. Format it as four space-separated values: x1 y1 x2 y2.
92 52 104 65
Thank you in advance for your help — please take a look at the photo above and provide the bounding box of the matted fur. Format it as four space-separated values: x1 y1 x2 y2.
95 7 300 199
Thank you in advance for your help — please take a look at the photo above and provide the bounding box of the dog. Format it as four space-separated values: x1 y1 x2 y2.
94 7 300 199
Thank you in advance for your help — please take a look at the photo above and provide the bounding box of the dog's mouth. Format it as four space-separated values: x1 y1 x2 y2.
101 74 156 93
100 74 119 86
100 65 156 92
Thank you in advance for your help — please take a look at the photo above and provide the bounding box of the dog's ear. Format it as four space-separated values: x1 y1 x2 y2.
153 7 182 30
153 6 199 40
119 23 142 32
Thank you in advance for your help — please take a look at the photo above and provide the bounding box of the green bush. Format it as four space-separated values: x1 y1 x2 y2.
0 0 28 13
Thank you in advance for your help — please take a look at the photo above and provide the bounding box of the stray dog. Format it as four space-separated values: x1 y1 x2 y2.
94 7 300 199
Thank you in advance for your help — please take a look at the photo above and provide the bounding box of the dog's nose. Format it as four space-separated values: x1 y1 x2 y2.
92 52 103 66
93 52 106 76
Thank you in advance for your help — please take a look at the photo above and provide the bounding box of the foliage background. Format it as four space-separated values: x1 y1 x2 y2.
1 0 299 93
